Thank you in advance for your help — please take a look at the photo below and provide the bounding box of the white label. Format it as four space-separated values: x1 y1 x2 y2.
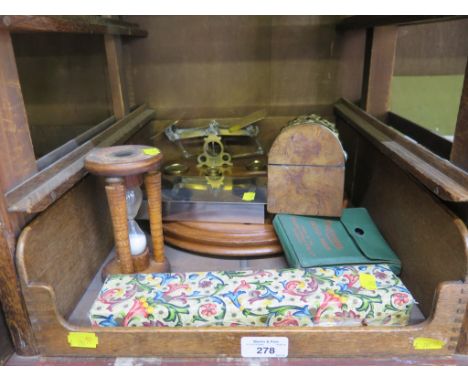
241 337 289 358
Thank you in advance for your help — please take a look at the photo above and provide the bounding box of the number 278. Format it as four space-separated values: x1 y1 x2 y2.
257 347 275 354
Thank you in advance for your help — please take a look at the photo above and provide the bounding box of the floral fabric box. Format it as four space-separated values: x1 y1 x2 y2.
89 264 415 328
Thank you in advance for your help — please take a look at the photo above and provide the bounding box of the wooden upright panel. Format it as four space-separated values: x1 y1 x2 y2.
0 29 38 355
104 35 129 119
361 26 398 120
452 60 468 354
0 31 37 193
126 16 342 120
450 61 468 171
17 176 113 319
336 29 366 103
0 304 13 365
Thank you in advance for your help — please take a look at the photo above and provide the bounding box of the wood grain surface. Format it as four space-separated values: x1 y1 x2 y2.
336 16 465 31
0 29 38 355
1 16 147 37
104 179 134 274
6 106 155 214
335 99 468 202
11 276 468 357
361 26 398 120
2 15 467 358
104 35 129 119
124 16 342 120
335 112 468 316
268 123 345 216
12 32 112 156
16 176 113 319
11 111 468 357
164 221 282 257
145 171 166 263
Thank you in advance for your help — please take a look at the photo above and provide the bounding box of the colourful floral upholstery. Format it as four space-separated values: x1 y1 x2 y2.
89 264 415 328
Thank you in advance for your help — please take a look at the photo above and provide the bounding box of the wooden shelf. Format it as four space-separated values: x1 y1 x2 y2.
5 105 155 214
334 99 468 202
337 16 466 31
0 16 147 37
386 112 452 160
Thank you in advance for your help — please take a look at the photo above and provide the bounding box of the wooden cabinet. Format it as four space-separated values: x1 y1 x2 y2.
0 15 467 359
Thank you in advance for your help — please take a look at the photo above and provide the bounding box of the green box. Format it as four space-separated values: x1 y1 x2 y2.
273 208 401 274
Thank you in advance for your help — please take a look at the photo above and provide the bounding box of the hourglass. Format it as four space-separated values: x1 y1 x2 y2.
85 145 170 277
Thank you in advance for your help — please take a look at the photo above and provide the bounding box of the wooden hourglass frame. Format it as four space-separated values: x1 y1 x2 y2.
85 145 170 277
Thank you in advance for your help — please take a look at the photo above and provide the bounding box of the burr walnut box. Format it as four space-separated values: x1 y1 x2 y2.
267 118 346 217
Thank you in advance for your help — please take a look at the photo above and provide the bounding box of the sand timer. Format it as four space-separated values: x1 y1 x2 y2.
85 145 170 277
126 177 147 256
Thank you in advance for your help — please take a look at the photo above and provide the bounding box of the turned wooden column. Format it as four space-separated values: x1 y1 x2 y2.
85 145 169 278
144 171 165 263
104 178 135 274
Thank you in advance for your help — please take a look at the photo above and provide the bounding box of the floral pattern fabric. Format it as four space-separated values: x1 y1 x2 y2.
89 264 415 328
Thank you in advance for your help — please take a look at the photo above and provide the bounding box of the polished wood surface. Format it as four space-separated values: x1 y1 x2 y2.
335 110 468 316
361 26 398 120
0 29 38 355
268 123 345 217
16 176 113 319
6 106 155 214
337 16 466 30
124 16 342 120
336 28 366 104
145 171 166 264
335 99 468 202
1 16 147 37
85 145 167 273
11 101 468 357
11 271 468 357
336 108 468 351
85 145 162 177
105 35 130 119
268 124 344 166
164 221 282 257
0 17 148 356
104 179 135 274
0 15 466 358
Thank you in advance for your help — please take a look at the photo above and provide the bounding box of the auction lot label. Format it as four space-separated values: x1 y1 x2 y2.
241 337 289 358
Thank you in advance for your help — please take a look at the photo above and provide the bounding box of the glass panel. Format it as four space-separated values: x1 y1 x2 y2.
390 19 468 139
11 33 113 158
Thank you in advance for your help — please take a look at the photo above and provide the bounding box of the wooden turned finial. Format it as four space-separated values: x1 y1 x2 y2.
85 145 170 277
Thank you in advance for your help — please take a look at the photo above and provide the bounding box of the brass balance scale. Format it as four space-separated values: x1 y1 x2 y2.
152 110 283 257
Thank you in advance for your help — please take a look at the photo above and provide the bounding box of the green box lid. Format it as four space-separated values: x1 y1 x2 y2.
273 208 401 274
